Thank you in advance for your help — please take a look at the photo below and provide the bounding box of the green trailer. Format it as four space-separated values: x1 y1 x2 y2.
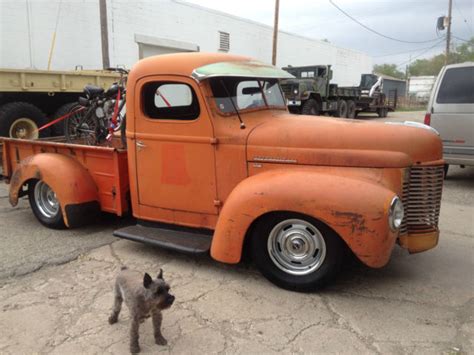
0 68 120 139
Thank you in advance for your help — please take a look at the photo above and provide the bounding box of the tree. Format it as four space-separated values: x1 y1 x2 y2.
408 37 474 76
373 64 405 79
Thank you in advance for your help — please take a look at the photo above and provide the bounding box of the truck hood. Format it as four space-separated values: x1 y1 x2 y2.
246 113 442 168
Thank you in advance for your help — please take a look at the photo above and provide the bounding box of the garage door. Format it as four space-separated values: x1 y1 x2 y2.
135 34 199 59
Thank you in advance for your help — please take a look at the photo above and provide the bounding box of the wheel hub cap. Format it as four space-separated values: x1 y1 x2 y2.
9 118 39 139
267 219 327 276
34 181 59 218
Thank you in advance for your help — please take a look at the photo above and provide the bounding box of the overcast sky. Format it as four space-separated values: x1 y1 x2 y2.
184 0 473 68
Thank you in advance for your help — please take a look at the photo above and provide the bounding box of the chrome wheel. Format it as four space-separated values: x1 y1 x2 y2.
9 118 39 139
34 181 60 218
267 218 327 276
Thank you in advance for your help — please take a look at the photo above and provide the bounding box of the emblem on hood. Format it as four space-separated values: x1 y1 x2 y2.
253 156 297 164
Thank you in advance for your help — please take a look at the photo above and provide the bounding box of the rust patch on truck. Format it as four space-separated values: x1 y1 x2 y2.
331 210 373 234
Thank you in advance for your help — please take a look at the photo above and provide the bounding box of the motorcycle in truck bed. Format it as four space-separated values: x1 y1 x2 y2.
1 53 443 292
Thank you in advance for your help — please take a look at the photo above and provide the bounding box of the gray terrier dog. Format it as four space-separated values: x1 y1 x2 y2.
108 266 175 353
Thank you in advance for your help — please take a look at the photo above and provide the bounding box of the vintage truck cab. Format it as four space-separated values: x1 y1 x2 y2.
1 53 444 291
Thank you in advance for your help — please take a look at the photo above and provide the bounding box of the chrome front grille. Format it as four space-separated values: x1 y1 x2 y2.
400 165 444 235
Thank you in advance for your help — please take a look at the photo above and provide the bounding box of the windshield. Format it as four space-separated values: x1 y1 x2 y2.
209 77 286 114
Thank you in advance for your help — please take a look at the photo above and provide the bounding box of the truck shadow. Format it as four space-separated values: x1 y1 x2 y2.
122 237 421 295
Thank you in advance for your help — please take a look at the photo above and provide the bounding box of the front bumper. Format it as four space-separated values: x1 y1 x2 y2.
398 229 439 253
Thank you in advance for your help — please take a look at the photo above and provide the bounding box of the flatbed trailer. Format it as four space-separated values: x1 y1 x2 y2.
281 65 397 118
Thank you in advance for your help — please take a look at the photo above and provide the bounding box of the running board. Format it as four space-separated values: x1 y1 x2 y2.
113 224 212 255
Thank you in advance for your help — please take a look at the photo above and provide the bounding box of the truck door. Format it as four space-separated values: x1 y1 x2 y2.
134 76 217 215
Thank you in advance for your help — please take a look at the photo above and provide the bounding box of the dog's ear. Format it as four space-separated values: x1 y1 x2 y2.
143 273 153 288
157 269 163 279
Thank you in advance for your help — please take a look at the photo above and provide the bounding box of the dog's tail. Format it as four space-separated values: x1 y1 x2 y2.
120 265 128 271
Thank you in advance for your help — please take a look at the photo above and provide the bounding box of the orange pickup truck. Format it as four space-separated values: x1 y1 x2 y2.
1 53 444 291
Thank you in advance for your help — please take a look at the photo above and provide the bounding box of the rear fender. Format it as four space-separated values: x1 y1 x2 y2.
210 169 398 268
9 153 99 227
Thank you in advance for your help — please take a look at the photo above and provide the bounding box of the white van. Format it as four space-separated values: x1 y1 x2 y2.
425 62 474 176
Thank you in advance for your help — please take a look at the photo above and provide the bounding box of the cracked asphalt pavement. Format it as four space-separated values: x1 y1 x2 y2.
0 113 473 354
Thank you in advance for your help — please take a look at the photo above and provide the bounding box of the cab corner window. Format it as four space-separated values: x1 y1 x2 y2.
142 82 200 120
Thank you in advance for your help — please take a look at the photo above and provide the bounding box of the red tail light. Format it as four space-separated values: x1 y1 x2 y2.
424 113 431 125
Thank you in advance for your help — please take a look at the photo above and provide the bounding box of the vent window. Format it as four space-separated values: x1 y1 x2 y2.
219 31 230 52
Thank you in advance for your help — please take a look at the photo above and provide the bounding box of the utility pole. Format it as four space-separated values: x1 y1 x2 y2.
272 0 280 65
99 0 110 69
445 0 452 65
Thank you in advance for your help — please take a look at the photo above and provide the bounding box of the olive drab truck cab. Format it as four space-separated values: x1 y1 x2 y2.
1 53 444 291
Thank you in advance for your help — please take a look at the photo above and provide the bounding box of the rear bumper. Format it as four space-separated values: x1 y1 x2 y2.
398 230 439 253
444 154 474 166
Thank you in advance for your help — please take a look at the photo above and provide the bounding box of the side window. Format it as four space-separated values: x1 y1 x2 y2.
436 67 474 104
142 82 200 120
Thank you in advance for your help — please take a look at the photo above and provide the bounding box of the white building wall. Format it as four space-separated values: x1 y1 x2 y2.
409 76 437 101
1 0 372 86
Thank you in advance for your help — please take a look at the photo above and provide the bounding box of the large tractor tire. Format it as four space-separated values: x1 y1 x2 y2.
336 100 348 118
377 108 388 118
301 99 320 116
0 102 50 138
346 100 356 118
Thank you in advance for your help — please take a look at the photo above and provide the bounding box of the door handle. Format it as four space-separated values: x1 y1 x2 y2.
136 141 146 150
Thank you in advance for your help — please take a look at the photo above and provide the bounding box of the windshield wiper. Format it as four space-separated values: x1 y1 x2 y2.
220 79 246 129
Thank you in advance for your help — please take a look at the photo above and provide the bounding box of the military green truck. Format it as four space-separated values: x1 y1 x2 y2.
0 68 120 139
280 65 397 118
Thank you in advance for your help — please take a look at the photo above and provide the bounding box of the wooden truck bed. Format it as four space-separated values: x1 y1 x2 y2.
1 137 130 216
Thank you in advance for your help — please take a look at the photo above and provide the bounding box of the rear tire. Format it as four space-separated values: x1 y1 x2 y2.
301 99 320 116
336 100 348 118
346 100 356 118
250 212 344 291
28 180 65 229
0 102 50 138
377 108 388 118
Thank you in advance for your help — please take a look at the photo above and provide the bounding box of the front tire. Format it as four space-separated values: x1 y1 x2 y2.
28 180 65 229
251 212 344 291
301 99 320 116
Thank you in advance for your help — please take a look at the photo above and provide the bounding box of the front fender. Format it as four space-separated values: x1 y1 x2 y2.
9 153 99 227
210 169 398 268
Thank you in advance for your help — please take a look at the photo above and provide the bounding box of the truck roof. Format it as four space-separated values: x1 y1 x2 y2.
129 52 293 81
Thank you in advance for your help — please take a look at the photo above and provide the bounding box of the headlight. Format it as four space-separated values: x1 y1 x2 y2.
293 89 298 94
388 196 404 231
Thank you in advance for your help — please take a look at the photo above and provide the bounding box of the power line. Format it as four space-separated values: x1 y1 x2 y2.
452 34 471 42
329 0 441 44
396 39 446 68
374 40 446 57
453 0 473 35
